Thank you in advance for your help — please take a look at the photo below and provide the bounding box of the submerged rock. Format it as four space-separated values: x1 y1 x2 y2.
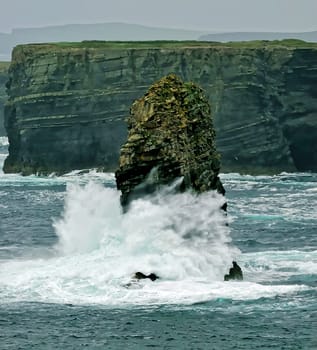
115 74 225 207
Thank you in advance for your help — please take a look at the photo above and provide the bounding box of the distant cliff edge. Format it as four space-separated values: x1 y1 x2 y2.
3 40 317 174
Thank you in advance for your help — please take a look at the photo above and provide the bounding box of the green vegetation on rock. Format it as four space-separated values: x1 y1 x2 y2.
14 39 317 50
115 74 224 207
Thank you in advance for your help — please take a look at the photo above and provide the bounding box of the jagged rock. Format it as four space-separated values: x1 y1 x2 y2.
115 74 225 207
224 261 243 281
133 272 159 281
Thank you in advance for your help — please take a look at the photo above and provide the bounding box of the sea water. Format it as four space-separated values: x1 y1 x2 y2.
0 137 316 349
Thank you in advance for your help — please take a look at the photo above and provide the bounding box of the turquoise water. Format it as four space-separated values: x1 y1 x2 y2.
0 138 316 349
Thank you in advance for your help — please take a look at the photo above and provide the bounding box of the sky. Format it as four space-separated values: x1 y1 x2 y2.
0 0 316 33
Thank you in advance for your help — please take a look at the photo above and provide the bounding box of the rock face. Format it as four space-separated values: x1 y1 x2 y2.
0 62 9 136
3 41 317 174
224 261 243 281
115 74 224 206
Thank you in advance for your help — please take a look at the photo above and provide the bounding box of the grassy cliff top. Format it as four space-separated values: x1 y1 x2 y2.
13 39 317 51
10 39 317 64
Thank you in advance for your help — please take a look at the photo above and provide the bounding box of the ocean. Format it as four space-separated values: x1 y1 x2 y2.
0 137 316 349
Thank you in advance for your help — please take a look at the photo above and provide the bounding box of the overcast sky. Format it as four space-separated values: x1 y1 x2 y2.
0 0 316 33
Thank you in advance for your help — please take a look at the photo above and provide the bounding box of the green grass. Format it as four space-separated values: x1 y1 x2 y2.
223 39 317 48
14 39 317 51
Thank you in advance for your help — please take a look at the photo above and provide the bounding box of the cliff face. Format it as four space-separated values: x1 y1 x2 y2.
116 74 224 207
4 41 317 174
0 62 9 136
279 49 317 171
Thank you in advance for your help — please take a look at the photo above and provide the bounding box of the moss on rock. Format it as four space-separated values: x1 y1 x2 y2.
115 74 225 207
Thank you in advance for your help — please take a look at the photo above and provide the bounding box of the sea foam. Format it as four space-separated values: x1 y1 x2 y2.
54 181 237 281
0 136 8 147
0 179 314 306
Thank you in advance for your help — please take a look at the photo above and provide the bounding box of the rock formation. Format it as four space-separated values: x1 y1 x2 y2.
224 261 243 281
132 272 159 282
115 74 224 206
3 41 317 174
0 62 9 136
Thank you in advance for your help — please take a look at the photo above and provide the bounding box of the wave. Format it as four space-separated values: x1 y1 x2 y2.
240 250 317 284
0 169 316 306
0 137 8 174
221 172 317 186
0 181 315 307
0 168 115 187
54 181 235 276
0 137 8 147
0 181 244 305
0 259 310 306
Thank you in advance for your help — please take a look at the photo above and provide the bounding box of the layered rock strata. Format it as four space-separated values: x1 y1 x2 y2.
3 41 317 174
115 74 224 206
0 62 9 136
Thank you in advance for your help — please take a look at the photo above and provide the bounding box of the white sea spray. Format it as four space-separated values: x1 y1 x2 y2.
54 181 237 281
0 175 314 306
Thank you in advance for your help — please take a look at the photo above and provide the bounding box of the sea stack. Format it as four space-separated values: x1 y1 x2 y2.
115 74 225 207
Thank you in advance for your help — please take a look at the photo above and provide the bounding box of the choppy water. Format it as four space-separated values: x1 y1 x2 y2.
0 137 316 349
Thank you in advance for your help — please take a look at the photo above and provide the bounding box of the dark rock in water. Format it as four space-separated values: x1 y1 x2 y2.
224 261 243 281
115 74 225 207
133 272 159 281
123 272 159 288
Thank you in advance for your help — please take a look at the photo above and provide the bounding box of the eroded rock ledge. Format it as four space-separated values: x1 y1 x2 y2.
115 74 224 207
3 41 317 174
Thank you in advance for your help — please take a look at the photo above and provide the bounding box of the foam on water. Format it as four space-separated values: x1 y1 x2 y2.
0 166 115 187
0 137 8 147
0 137 8 175
0 254 310 306
241 250 317 282
0 180 314 306
53 181 237 278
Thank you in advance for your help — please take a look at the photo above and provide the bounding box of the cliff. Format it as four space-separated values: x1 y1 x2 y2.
0 62 9 136
116 74 224 207
3 40 317 174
